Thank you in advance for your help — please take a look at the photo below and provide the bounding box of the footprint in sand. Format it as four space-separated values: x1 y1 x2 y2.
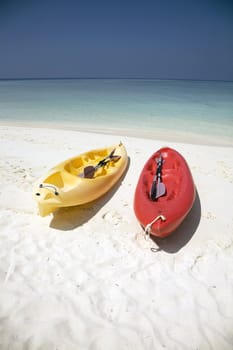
102 210 123 226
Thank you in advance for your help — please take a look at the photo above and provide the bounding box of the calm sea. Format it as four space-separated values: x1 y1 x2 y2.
0 79 232 145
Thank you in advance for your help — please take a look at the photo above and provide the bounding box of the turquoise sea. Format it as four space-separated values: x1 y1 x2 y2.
0 79 232 146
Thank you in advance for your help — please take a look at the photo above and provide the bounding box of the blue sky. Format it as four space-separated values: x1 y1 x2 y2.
0 0 233 80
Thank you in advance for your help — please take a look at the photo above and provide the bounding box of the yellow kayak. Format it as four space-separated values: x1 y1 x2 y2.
33 142 128 216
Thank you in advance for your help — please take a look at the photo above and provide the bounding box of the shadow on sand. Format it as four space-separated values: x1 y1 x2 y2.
49 158 130 230
150 189 201 254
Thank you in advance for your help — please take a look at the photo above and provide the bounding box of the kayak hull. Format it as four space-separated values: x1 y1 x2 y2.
134 147 196 238
34 143 128 216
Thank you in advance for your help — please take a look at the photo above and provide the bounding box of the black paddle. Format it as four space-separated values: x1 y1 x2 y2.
150 154 166 200
79 149 121 178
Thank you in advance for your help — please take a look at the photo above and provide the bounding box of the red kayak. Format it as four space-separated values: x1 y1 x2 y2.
134 147 196 238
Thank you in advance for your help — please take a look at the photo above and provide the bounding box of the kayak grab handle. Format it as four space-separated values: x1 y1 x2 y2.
35 183 59 196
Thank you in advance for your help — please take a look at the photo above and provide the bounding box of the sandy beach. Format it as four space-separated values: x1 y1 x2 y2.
0 124 233 350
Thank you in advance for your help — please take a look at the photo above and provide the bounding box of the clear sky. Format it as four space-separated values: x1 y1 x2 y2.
0 0 233 80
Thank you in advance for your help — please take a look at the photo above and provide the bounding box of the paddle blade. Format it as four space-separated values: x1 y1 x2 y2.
82 166 95 178
111 155 121 162
155 182 166 199
150 181 166 200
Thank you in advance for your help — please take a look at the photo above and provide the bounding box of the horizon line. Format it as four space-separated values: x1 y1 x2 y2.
0 76 232 83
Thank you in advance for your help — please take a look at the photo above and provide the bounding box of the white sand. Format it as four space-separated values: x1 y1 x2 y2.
0 124 233 350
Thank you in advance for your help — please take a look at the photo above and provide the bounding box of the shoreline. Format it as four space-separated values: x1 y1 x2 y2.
1 120 233 147
0 124 233 349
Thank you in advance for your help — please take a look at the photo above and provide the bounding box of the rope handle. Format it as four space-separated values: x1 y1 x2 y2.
144 215 166 240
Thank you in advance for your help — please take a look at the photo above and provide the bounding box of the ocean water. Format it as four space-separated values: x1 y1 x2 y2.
0 79 232 145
